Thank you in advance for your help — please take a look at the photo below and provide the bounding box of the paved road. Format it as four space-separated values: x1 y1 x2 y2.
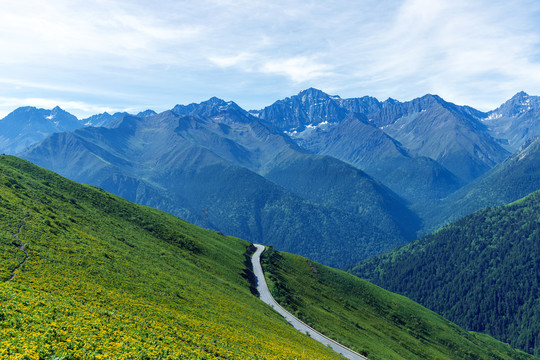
252 244 368 360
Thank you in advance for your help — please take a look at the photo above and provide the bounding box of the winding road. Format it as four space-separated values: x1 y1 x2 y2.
252 244 368 360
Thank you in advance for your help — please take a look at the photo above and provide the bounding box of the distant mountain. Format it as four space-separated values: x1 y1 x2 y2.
0 106 158 154
0 106 82 154
81 111 129 127
170 98 420 240
378 94 509 183
420 136 540 231
256 89 506 195
483 91 540 151
352 190 540 356
20 100 419 267
291 112 463 204
137 109 157 117
82 109 156 127
256 88 348 132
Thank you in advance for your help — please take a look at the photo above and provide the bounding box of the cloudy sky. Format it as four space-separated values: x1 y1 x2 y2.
1 0 540 118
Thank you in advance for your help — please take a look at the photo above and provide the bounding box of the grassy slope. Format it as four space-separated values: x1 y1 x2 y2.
0 155 344 360
261 247 537 360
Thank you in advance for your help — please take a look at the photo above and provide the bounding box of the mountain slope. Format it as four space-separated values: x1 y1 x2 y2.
293 112 463 204
0 155 348 359
261 246 536 360
264 153 420 240
0 106 83 154
421 136 540 231
382 95 509 182
19 112 404 268
0 155 535 360
352 191 540 356
483 91 540 151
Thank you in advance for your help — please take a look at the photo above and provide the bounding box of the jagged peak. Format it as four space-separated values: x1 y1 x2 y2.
171 97 246 119
418 93 444 103
297 88 333 101
488 91 538 118
201 96 228 107
384 97 400 105
512 91 529 99
136 109 157 117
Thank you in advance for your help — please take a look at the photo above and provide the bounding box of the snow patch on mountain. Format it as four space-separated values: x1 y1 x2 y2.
482 113 502 122
284 121 337 138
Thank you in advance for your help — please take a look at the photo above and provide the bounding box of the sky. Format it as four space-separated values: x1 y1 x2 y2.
1 0 540 118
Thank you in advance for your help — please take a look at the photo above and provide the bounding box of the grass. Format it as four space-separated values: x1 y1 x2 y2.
261 246 538 360
0 155 346 360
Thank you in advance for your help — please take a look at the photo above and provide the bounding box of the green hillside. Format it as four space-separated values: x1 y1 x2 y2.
261 247 537 360
0 155 344 359
352 191 540 356
1 154 536 360
419 137 540 232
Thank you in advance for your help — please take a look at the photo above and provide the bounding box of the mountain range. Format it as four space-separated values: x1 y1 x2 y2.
2 88 540 269
19 100 419 267
256 89 509 185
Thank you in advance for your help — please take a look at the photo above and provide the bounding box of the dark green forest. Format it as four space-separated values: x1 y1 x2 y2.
352 191 540 355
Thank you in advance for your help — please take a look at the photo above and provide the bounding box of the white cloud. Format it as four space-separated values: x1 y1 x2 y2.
209 52 256 68
261 56 334 83
1 0 540 112
343 0 540 108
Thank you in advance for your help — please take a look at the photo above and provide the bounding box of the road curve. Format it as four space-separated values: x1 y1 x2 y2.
252 244 368 360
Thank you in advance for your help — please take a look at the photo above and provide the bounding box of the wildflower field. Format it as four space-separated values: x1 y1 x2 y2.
0 155 343 360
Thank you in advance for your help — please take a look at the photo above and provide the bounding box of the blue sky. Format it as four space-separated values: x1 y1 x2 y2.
1 0 540 118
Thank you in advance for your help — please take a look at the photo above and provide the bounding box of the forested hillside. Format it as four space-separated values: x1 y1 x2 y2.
352 191 540 355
